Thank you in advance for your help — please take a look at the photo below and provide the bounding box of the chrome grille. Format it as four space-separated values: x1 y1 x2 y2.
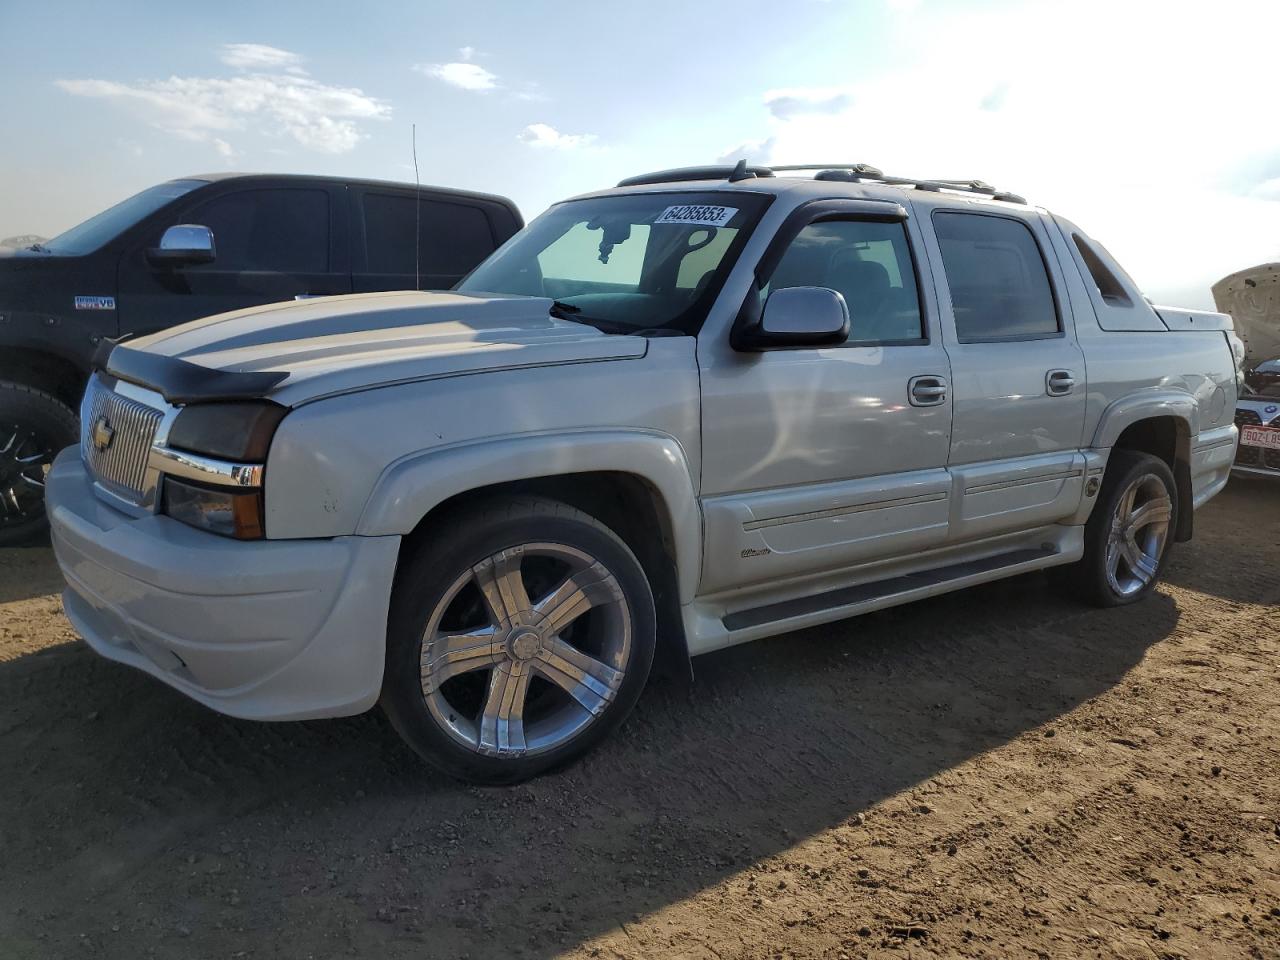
81 378 163 499
1234 410 1262 427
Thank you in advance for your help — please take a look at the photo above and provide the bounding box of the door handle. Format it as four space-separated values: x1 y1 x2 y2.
909 375 948 407
1046 369 1076 396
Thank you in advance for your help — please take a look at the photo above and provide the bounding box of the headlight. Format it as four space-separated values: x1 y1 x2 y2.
162 477 265 540
168 401 287 461
159 400 286 539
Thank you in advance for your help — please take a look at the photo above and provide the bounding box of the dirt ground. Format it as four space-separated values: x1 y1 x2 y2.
1 481 1277 960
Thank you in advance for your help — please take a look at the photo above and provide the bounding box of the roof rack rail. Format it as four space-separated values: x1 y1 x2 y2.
774 164 1026 204
617 163 774 188
615 160 1025 204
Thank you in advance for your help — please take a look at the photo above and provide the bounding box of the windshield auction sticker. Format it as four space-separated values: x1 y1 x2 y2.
654 205 739 227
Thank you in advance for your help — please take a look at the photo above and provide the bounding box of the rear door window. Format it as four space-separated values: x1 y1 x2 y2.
184 188 329 273
932 212 1059 341
361 193 496 279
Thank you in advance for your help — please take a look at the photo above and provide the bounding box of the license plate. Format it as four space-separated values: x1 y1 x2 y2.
1241 425 1280 450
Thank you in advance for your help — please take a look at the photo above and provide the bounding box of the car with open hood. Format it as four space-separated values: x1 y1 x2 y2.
46 161 1241 783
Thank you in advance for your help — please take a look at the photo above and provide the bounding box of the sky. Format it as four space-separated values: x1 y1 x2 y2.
2 0 1277 309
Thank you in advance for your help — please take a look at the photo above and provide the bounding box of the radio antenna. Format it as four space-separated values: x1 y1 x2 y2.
412 122 421 291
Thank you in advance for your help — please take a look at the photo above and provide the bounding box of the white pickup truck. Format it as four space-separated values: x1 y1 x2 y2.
47 162 1243 783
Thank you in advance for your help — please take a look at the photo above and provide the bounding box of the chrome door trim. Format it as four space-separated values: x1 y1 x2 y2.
742 490 949 531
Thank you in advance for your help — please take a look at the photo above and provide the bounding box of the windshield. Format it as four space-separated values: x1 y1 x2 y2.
43 179 205 256
459 191 771 334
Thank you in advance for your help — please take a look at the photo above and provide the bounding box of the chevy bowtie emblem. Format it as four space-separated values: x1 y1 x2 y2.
91 416 115 452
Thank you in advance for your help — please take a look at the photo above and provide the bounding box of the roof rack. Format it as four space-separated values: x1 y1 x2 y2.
615 161 1026 205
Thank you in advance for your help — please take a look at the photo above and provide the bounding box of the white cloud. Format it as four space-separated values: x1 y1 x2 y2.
219 43 305 73
56 65 390 155
517 123 596 150
416 61 498 91
458 46 476 62
1250 177 1280 201
513 82 549 103
764 86 853 120
735 0 1280 309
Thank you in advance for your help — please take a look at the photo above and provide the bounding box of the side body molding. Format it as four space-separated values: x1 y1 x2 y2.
356 430 703 602
1090 389 1198 450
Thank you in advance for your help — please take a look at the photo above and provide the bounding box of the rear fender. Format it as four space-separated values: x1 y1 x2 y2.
1090 390 1198 450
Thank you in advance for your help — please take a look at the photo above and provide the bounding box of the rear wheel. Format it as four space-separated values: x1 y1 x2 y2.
381 497 656 784
1068 450 1177 607
0 382 78 547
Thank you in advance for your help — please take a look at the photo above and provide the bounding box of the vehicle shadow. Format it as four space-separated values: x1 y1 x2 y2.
1161 478 1280 605
0 544 64 604
0 571 1180 959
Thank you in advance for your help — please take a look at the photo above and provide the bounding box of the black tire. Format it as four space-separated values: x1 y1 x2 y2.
381 496 657 784
0 381 78 547
1065 450 1178 608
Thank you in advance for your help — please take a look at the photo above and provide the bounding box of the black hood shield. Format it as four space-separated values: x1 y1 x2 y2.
98 344 288 404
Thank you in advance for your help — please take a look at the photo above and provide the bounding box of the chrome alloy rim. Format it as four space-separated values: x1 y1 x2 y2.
0 425 53 528
420 542 632 758
1105 473 1173 597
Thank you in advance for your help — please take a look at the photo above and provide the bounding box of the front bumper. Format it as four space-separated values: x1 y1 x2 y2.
1231 436 1280 478
47 448 401 721
1232 406 1280 478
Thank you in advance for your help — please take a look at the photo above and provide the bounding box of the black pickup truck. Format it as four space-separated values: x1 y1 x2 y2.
0 173 523 544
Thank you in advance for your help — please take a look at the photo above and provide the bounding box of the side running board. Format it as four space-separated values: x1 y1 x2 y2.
722 546 1058 632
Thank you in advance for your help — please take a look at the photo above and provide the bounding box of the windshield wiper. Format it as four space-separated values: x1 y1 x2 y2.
547 300 633 335
549 299 582 319
25 242 50 253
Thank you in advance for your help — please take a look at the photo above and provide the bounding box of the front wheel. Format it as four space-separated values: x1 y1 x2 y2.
1068 450 1178 607
381 497 656 784
0 382 78 547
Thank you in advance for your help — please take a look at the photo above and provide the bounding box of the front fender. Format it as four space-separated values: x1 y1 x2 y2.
356 430 703 603
1090 389 1198 450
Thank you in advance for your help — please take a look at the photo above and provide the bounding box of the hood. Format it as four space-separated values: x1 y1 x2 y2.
0 246 72 267
1212 262 1280 362
121 290 648 406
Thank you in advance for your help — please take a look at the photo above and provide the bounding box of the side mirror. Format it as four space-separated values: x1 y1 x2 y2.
148 224 216 266
733 285 850 351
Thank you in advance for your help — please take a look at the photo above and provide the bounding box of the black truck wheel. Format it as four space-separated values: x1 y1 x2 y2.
0 382 78 547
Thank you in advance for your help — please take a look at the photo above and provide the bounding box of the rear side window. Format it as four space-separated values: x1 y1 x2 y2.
1072 233 1133 306
768 219 924 343
185 188 329 273
933 212 1059 341
362 193 495 278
